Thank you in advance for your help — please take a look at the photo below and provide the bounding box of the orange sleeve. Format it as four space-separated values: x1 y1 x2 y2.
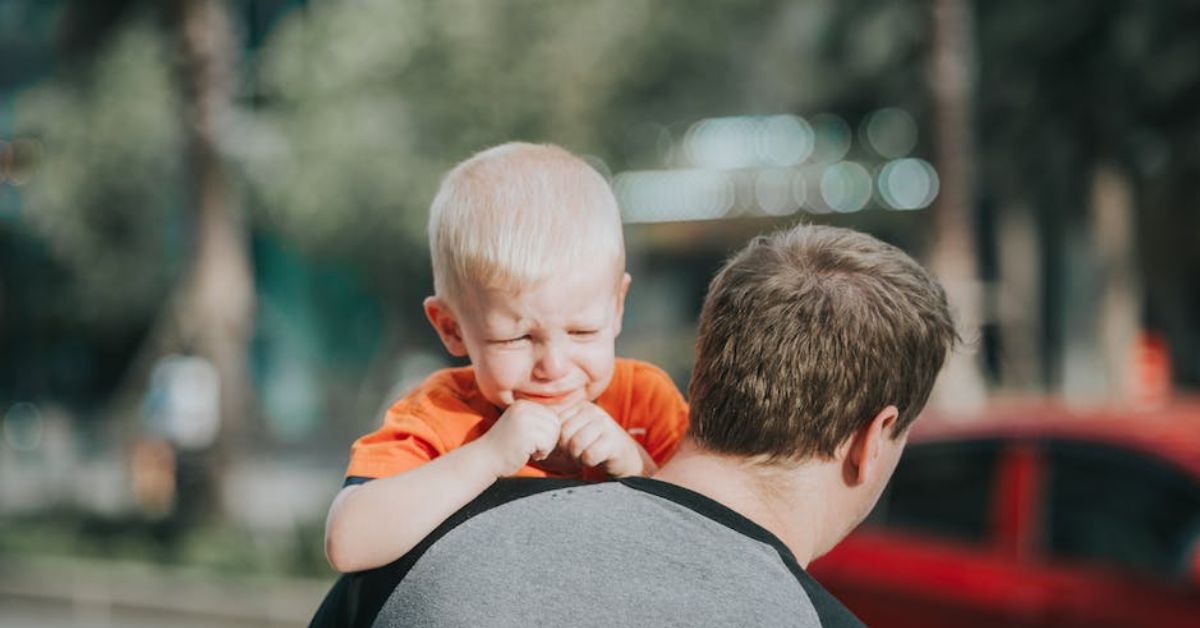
344 368 498 480
344 401 448 479
626 361 690 465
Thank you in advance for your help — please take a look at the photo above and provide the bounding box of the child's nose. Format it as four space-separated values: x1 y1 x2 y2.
532 341 569 381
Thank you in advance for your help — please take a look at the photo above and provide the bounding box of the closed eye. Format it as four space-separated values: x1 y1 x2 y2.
570 329 600 337
491 335 531 346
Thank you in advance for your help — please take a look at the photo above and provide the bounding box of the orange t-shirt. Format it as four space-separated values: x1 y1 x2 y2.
345 358 689 481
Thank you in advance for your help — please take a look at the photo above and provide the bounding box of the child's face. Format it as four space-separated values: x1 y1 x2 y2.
425 262 630 410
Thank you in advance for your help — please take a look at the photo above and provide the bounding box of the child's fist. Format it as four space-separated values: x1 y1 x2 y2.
479 400 562 477
558 402 650 478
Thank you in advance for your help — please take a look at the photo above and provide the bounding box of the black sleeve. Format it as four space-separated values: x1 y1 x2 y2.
793 571 866 628
309 477 587 628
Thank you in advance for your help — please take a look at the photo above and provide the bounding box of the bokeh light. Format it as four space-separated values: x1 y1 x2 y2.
754 168 798 216
684 115 814 169
862 108 918 158
809 113 852 163
878 158 939 210
614 169 736 223
684 117 756 169
757 115 815 166
791 169 809 211
820 161 873 213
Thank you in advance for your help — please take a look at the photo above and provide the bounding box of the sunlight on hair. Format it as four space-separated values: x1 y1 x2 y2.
429 143 624 300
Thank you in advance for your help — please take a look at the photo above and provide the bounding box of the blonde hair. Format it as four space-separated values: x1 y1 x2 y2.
429 142 624 303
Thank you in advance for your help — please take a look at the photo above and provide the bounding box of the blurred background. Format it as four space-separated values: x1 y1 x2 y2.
1 0 1198 625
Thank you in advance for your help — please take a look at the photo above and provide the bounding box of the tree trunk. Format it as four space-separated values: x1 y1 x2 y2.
994 201 1041 390
169 0 254 520
1070 165 1142 403
927 0 988 410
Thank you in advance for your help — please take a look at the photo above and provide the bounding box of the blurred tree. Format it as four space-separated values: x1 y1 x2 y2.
163 0 254 518
10 0 945 443
13 0 252 521
10 0 1200 515
12 11 185 384
927 0 987 407
241 0 662 261
977 0 1200 390
241 0 932 284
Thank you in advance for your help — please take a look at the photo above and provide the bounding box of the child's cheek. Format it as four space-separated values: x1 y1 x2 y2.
487 350 534 389
583 342 617 390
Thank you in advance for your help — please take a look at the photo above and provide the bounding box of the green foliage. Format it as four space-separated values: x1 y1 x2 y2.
13 0 930 287
245 0 660 260
13 17 183 330
242 0 934 266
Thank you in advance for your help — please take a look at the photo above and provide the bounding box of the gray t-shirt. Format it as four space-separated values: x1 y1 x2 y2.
310 477 864 628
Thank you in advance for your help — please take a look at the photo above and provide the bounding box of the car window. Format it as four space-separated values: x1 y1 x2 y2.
1044 440 1200 580
866 439 1001 544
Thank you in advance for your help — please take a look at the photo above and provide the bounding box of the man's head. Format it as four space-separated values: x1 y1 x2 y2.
423 142 629 410
687 224 956 532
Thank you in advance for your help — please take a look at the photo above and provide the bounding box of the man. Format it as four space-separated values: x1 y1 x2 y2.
310 224 957 627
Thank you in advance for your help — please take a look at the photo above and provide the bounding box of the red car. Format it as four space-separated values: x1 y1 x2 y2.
809 399 1200 628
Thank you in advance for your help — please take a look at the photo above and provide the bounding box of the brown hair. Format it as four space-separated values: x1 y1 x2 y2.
687 224 957 461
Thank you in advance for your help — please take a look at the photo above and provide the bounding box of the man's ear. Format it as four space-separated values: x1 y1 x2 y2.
612 272 632 337
840 405 901 487
424 296 468 357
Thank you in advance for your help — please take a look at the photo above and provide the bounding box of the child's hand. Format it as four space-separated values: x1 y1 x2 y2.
478 400 562 477
558 402 650 478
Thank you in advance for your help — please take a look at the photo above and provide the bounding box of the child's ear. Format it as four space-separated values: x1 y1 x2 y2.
612 272 632 336
424 296 469 357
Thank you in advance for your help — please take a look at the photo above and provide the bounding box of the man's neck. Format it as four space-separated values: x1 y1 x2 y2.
652 440 840 567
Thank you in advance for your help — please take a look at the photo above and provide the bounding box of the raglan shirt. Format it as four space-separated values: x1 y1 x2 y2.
309 477 866 628
345 358 689 482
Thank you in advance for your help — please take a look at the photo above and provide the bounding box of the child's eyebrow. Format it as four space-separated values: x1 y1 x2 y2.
482 314 531 335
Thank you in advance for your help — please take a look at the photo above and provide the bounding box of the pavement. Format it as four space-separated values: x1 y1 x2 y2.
0 556 336 627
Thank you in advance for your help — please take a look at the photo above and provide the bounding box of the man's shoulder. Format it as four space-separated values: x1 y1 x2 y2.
311 478 865 628
309 478 586 628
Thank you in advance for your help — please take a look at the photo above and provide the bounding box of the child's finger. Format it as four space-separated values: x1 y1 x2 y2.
555 402 585 424
534 421 561 460
567 423 604 458
530 437 555 461
580 437 614 468
559 411 595 446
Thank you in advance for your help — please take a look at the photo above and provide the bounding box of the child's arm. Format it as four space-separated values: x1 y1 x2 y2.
558 401 658 478
324 401 561 573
